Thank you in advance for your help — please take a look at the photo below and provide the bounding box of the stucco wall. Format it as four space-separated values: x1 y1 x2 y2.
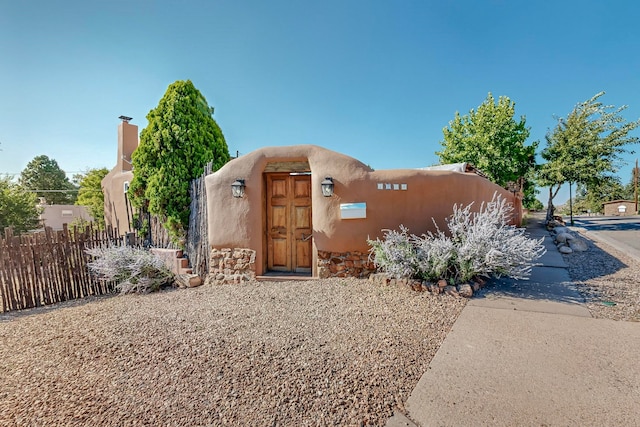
39 205 93 231
102 121 138 234
206 145 519 277
102 169 134 233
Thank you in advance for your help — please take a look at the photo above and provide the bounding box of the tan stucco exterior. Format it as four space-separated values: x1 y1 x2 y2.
38 204 92 231
206 145 520 277
603 200 637 216
102 120 138 234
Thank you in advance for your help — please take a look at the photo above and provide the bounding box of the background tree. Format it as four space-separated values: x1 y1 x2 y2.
437 93 539 208
74 168 109 229
129 80 230 246
623 163 639 202
538 92 640 222
0 176 41 235
19 155 77 204
528 198 544 211
570 178 626 214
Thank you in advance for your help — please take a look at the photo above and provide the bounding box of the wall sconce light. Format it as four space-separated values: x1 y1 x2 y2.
231 178 245 198
321 177 334 197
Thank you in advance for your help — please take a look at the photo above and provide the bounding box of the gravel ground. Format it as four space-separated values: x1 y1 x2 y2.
562 233 640 322
0 278 466 426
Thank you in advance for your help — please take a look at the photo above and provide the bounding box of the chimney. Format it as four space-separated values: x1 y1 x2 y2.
117 116 138 172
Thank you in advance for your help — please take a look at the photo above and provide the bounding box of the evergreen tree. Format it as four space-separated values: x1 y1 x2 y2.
19 155 77 204
129 80 230 246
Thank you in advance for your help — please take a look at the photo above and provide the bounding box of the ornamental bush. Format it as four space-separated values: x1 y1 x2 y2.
86 246 175 294
368 194 545 283
367 225 420 279
129 80 230 247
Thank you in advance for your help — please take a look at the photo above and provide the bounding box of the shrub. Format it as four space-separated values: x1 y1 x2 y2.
368 193 545 283
367 225 420 279
413 229 456 281
86 245 175 294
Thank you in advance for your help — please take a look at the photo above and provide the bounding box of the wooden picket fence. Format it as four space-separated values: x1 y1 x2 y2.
0 225 129 313
0 161 216 313
185 161 212 277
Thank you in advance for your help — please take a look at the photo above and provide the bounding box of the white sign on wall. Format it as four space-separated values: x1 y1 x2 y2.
340 202 366 219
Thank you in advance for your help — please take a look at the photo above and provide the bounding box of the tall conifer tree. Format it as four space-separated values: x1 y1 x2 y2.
129 80 230 246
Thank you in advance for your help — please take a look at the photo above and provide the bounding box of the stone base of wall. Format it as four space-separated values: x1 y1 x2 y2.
317 250 376 278
368 273 487 298
207 248 256 284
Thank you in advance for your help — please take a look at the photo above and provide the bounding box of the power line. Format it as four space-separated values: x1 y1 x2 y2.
22 189 104 193
1 171 88 176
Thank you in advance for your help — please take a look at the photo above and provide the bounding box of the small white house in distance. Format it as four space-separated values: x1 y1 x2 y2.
603 200 637 216
38 204 93 231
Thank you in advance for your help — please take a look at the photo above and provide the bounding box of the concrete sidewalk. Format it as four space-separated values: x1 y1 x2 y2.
388 215 640 427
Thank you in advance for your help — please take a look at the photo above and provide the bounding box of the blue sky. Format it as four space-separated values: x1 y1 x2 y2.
1 0 639 205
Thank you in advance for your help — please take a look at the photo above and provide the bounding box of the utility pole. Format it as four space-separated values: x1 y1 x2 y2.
569 181 574 226
635 159 638 214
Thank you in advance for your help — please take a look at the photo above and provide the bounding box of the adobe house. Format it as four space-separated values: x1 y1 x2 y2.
38 204 92 231
102 116 138 234
205 145 521 282
603 200 637 216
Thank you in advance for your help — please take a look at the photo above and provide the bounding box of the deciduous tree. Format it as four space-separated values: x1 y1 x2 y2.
571 178 626 214
129 80 230 246
74 168 109 228
19 155 77 204
538 92 640 221
437 93 538 208
0 176 41 235
623 164 639 202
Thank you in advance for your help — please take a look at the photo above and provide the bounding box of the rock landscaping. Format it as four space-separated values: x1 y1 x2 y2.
369 273 488 299
547 215 639 321
0 278 466 426
561 230 640 322
546 222 589 254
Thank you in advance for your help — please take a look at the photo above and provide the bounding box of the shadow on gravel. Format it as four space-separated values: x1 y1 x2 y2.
0 292 120 321
564 237 628 281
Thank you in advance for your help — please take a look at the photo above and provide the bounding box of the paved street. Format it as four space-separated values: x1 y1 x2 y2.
571 215 640 261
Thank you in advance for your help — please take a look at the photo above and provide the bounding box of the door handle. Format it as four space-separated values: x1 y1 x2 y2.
301 233 312 241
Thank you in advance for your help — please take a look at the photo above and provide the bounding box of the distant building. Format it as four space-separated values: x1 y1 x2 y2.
102 117 138 234
39 204 92 231
603 200 637 216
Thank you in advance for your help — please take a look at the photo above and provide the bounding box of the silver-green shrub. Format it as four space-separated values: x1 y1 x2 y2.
445 194 545 281
86 246 175 294
368 193 545 283
368 225 421 279
412 227 456 281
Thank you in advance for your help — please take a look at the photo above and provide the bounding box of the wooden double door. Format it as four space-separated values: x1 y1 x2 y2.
266 173 313 273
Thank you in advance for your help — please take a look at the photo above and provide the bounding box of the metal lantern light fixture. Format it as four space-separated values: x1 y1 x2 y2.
321 177 334 197
231 178 245 198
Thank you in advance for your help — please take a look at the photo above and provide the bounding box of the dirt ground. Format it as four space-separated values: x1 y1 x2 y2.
0 278 465 426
